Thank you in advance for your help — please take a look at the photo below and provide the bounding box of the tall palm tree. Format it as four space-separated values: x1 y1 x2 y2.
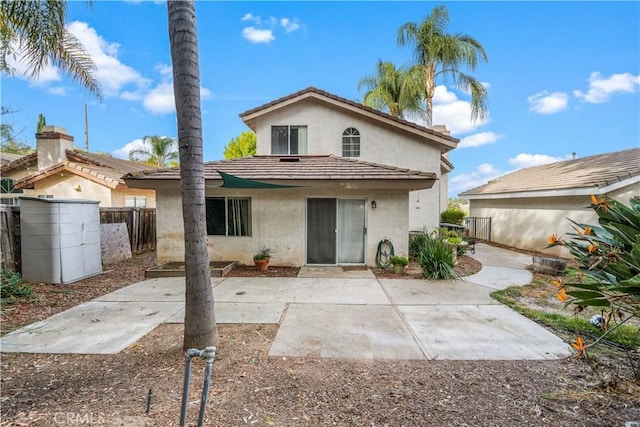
129 135 179 168
397 5 488 127
0 0 101 98
358 60 424 119
167 0 218 350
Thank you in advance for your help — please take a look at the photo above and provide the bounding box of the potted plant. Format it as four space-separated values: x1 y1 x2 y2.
390 255 409 274
253 246 273 271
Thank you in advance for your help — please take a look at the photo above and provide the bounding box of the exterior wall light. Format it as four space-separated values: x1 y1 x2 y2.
371 201 376 209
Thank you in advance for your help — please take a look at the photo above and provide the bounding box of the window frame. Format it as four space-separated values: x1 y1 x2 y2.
342 127 361 157
271 125 308 155
205 196 252 237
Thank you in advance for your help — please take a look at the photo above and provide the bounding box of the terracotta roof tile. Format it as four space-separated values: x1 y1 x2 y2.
460 148 640 196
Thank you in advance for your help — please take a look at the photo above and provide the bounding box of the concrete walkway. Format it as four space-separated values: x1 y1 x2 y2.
0 244 572 360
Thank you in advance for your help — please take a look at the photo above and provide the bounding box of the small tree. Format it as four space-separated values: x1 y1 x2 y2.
547 195 640 357
223 131 256 159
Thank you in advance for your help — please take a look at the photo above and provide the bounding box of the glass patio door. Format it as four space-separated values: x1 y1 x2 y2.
306 198 366 265
337 199 365 264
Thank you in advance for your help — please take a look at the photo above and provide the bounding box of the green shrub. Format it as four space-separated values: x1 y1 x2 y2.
1 269 33 304
440 208 466 225
390 255 409 267
409 229 429 260
416 232 458 280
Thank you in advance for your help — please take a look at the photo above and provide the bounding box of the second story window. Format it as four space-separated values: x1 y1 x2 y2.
271 125 307 155
342 127 360 157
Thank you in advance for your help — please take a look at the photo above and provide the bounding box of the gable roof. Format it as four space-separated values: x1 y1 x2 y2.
4 149 156 190
239 86 459 151
460 148 640 199
124 155 437 190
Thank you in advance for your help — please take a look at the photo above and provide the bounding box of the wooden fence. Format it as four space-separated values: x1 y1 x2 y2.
99 208 156 254
0 206 156 274
0 205 21 273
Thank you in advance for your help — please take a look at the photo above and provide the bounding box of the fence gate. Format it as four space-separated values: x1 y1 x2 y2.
464 217 491 241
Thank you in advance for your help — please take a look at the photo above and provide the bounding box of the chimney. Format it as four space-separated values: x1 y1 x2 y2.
36 125 74 171
430 125 451 136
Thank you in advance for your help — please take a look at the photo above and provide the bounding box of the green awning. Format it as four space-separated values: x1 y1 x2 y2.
210 170 299 189
0 178 23 193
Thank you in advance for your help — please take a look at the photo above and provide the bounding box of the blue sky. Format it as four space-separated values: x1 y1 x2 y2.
2 1 639 196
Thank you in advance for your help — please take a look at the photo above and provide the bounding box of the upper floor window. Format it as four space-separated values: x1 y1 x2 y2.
206 197 252 236
342 127 360 157
271 125 307 155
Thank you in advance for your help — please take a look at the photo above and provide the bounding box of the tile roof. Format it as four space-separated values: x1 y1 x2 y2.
6 149 156 190
125 155 437 186
460 148 640 197
239 86 459 148
0 152 29 167
1 152 37 172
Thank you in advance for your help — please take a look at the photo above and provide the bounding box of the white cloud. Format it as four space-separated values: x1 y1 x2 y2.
112 138 145 159
431 86 490 134
573 71 640 103
241 13 259 23
450 163 503 195
508 153 570 169
242 27 275 44
280 18 300 33
527 91 569 114
241 13 301 43
143 82 175 115
458 131 502 148
47 86 67 96
142 81 213 115
67 21 150 97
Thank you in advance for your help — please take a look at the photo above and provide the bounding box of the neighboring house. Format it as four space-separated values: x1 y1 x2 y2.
459 148 640 257
0 126 157 207
125 87 459 267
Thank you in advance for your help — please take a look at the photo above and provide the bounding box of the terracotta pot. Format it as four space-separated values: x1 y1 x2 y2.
254 258 269 271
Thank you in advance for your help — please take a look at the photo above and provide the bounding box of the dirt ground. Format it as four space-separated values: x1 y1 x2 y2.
2 251 639 426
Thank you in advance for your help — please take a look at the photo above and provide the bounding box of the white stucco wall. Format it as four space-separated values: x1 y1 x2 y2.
253 99 444 232
29 174 156 208
33 174 112 205
155 186 409 266
468 183 640 257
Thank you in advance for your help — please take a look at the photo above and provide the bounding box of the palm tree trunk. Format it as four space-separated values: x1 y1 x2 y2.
425 64 436 127
167 0 218 350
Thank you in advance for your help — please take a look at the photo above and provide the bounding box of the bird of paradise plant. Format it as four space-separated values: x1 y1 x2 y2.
546 196 640 355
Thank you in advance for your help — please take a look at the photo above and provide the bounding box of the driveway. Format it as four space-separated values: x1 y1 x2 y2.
0 243 572 360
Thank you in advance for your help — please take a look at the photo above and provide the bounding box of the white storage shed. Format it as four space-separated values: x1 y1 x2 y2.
20 197 102 284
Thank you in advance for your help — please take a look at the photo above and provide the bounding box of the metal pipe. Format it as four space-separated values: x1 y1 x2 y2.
180 346 217 427
197 346 216 427
179 351 195 427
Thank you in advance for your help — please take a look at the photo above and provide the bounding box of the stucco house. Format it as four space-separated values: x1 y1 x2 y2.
125 87 459 266
459 148 640 257
0 126 157 207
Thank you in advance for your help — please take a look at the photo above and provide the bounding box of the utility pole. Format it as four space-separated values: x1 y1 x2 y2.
84 104 89 151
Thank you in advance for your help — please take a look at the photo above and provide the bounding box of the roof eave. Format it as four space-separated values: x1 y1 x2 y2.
460 175 640 200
